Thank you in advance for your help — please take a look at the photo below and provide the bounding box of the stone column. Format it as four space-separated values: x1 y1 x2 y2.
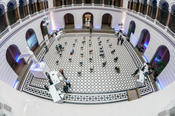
62 0 65 6
146 4 150 15
26 2 30 15
120 0 123 7
133 2 136 11
34 2 38 12
112 0 114 6
166 10 171 27
138 3 141 12
102 0 104 5
4 11 9 27
40 2 44 10
155 7 160 21
16 5 21 20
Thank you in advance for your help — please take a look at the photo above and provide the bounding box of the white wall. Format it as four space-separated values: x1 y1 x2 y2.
50 6 122 30
124 11 175 88
0 12 48 87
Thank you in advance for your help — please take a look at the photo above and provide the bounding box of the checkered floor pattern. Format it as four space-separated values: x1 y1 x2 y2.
22 33 154 104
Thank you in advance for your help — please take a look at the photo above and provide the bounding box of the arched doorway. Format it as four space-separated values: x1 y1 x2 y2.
83 12 93 28
64 0 72 5
54 0 62 7
168 5 175 32
64 13 74 29
74 0 82 4
148 0 157 19
102 13 112 29
26 29 39 52
114 0 122 7
140 0 147 14
127 21 136 38
7 0 18 25
136 29 150 53
151 45 170 79
6 45 26 75
158 0 169 25
19 0 28 19
104 0 112 6
29 0 36 14
94 0 102 4
40 21 49 39
0 4 7 32
84 0 92 4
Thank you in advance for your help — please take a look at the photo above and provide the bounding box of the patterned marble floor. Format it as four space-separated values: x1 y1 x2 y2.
22 33 154 104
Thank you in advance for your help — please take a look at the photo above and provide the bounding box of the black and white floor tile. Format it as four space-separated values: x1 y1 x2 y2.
22 33 154 104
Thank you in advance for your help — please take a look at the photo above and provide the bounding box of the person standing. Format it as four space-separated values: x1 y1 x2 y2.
59 69 65 78
117 37 120 45
120 38 124 45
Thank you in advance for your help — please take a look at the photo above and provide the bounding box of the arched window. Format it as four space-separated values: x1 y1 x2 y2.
6 45 26 75
74 0 82 4
104 0 112 6
136 29 150 53
64 0 72 5
55 0 62 7
83 12 93 28
64 13 74 29
7 0 18 25
135 0 139 11
151 45 170 79
40 21 48 39
84 0 92 4
127 21 136 38
140 0 147 14
148 0 157 19
94 0 102 4
168 5 175 32
29 0 36 14
26 29 39 52
114 0 122 7
37 0 42 11
19 0 28 19
158 0 169 25
0 4 7 32
130 0 133 10
102 13 112 29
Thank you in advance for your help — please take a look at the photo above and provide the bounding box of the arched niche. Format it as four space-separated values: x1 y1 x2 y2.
64 13 74 29
102 13 112 29
151 45 170 79
136 29 150 53
127 20 136 38
6 44 26 76
26 29 39 52
83 12 93 28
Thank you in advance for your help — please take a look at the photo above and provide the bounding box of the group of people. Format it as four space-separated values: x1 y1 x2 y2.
55 44 64 57
131 63 153 79
44 70 71 94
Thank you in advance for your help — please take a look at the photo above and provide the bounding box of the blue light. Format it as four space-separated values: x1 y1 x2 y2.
114 26 120 31
156 80 162 90
142 55 149 63
13 79 19 88
144 42 148 48
16 56 20 63
154 55 161 62
75 26 82 29
94 25 101 29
